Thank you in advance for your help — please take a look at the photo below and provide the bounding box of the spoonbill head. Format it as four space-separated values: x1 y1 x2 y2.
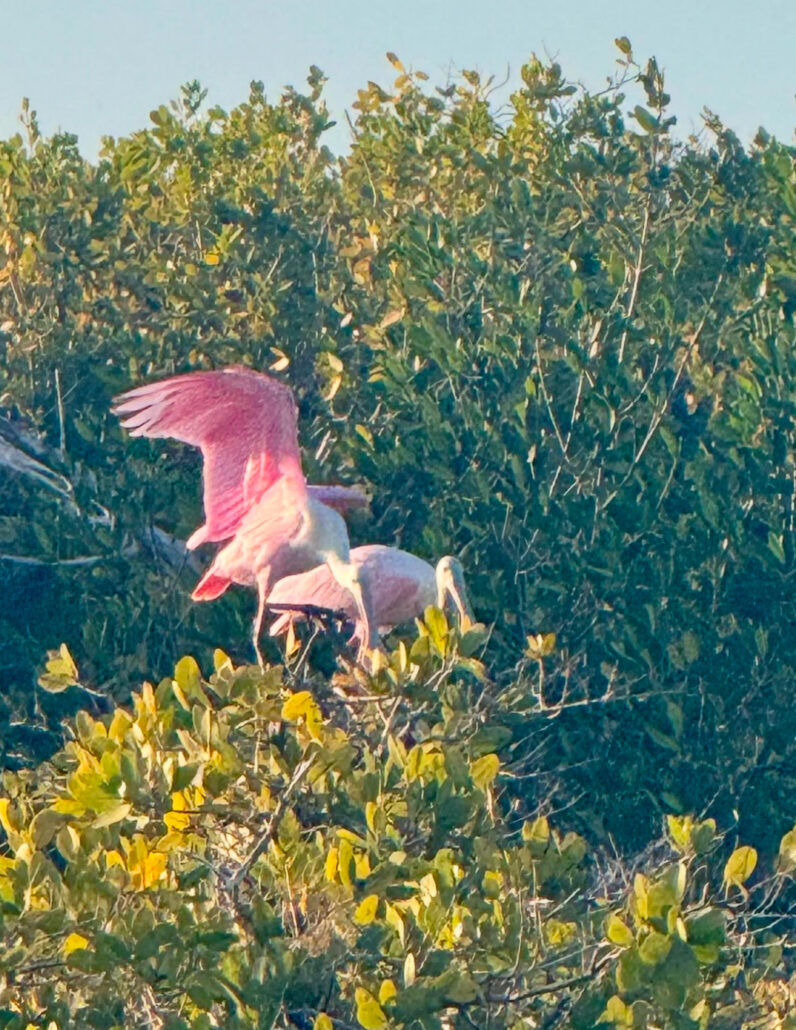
433 555 473 628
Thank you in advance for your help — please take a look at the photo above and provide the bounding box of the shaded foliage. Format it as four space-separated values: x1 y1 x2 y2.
0 46 795 860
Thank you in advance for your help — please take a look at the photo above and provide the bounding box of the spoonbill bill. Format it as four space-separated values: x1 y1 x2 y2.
112 366 378 664
266 544 473 645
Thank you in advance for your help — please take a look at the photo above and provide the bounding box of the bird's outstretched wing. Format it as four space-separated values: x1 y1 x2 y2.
113 367 303 547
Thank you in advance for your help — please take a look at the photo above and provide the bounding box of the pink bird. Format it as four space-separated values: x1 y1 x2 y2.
266 544 473 645
112 366 379 664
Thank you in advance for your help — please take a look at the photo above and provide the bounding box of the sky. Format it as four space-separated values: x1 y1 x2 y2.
1 0 794 159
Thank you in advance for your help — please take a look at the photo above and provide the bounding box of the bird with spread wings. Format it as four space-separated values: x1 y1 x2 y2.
113 365 378 665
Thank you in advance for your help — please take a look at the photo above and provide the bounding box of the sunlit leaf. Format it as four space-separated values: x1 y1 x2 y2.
470 753 500 791
63 933 90 956
354 893 379 925
606 913 634 947
723 846 757 888
355 987 387 1030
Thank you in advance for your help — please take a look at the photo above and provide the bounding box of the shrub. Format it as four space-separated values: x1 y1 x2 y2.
2 625 796 1027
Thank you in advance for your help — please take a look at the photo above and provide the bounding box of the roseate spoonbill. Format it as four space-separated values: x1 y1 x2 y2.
112 366 378 664
266 544 473 645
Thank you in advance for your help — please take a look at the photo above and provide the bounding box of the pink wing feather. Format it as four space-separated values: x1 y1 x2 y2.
113 367 303 548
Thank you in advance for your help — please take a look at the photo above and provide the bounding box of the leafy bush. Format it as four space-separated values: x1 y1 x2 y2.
2 627 796 1028
0 43 795 854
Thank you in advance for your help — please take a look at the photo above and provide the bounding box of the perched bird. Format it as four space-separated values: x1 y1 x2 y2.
112 366 379 664
266 544 473 644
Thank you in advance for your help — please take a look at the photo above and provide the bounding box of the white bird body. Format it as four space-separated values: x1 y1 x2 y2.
267 544 471 641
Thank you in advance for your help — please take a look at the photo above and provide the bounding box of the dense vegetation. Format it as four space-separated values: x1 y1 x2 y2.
3 637 796 1028
0 39 795 1026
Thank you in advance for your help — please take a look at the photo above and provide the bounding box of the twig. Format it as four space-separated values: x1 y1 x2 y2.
0 435 73 499
597 272 725 515
485 947 617 1004
618 201 650 363
534 337 569 460
54 367 66 457
228 753 315 890
379 696 403 747
267 602 348 623
0 553 105 567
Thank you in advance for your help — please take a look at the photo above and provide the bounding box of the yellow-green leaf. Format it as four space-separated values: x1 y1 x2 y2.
600 994 631 1025
385 903 405 945
38 644 79 692
379 979 397 1004
778 827 796 872
355 423 374 447
213 648 232 673
354 894 379 925
723 845 757 887
355 987 387 1030
173 655 200 696
325 846 339 882
471 753 500 791
522 815 549 846
56 824 81 862
691 818 717 855
93 802 133 829
29 808 67 848
423 605 448 654
606 913 634 947
526 632 556 659
667 814 692 851
338 838 353 888
379 308 404 329
638 931 671 964
48 643 78 679
63 933 89 955
281 690 315 721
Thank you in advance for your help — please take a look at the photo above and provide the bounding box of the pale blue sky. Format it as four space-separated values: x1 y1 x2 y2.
2 0 794 158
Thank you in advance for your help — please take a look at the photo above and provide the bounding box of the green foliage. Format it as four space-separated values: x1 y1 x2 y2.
1 638 796 1028
0 43 795 861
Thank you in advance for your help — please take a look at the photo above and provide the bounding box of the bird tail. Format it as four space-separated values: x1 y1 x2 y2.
192 568 232 601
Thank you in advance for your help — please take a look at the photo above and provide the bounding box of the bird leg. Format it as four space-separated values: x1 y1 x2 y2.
351 576 382 666
253 568 275 668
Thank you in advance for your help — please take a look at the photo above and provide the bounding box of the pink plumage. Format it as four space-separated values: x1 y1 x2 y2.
113 367 303 549
113 366 379 664
267 544 472 644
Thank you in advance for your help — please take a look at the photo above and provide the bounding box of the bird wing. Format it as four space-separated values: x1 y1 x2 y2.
361 548 436 625
113 367 303 547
